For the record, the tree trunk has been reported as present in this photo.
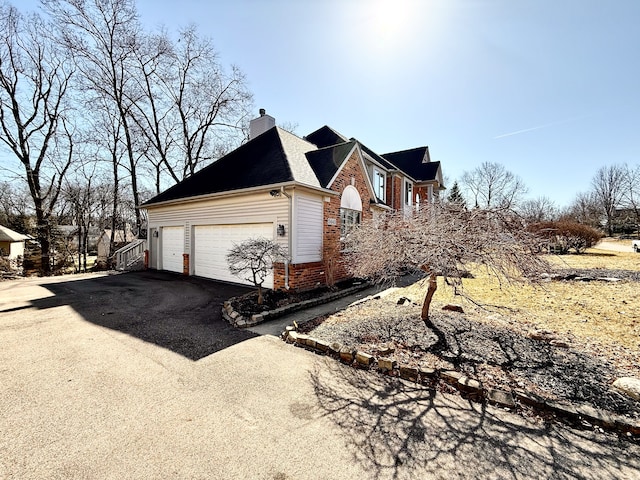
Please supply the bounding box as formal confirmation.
[421,272,438,321]
[257,285,263,305]
[421,272,448,354]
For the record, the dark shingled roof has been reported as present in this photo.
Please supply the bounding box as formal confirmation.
[383,147,440,182]
[357,142,396,170]
[143,127,295,206]
[304,126,348,148]
[305,141,356,188]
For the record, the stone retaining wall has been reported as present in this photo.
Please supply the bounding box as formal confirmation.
[221,283,371,328]
[281,327,640,437]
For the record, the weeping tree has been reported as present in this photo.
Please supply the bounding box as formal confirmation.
[226,237,286,305]
[344,205,550,353]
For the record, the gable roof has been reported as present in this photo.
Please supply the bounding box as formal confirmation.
[142,121,443,208]
[357,141,396,170]
[0,225,30,242]
[305,141,357,188]
[143,127,319,206]
[304,126,349,149]
[383,147,441,183]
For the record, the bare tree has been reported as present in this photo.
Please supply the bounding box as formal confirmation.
[45,0,146,235]
[165,25,253,179]
[590,165,625,236]
[621,163,640,235]
[460,162,527,209]
[560,191,601,228]
[226,237,285,305]
[345,206,549,353]
[0,181,32,232]
[129,26,252,191]
[519,196,557,223]
[0,4,75,273]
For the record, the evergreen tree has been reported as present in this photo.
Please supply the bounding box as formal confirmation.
[447,181,466,208]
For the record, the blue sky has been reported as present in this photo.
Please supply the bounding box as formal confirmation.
[20,0,640,207]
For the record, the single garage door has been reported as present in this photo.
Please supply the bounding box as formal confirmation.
[161,226,184,273]
[193,223,274,288]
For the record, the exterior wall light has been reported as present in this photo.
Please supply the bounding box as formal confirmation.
[277,224,286,236]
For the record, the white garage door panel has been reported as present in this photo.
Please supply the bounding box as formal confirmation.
[162,226,184,273]
[194,223,274,288]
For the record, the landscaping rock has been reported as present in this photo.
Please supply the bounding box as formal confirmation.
[378,345,395,356]
[575,404,616,428]
[442,304,464,313]
[315,339,330,353]
[355,351,374,367]
[286,331,298,344]
[612,377,640,401]
[514,389,546,409]
[397,297,412,305]
[419,367,437,378]
[329,342,342,355]
[399,366,419,381]
[339,347,355,364]
[377,357,396,372]
[527,329,558,342]
[440,370,463,385]
[458,376,482,394]
[487,389,515,408]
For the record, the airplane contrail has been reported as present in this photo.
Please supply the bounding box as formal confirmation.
[494,115,585,139]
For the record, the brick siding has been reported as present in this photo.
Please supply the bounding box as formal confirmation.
[274,148,374,291]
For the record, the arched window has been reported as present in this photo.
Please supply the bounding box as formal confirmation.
[340,185,362,237]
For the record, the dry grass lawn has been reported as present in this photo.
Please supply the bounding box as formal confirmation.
[397,247,640,376]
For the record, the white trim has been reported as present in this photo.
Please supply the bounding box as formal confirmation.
[142,181,336,210]
[340,185,363,211]
[373,167,386,202]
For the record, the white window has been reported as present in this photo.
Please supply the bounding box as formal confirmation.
[373,169,385,202]
[340,185,363,237]
[404,181,413,206]
[340,208,361,237]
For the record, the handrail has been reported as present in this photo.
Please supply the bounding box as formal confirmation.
[113,239,147,271]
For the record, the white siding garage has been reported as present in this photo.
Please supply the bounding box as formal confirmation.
[193,223,274,288]
[161,226,184,273]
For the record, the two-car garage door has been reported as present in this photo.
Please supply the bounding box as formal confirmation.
[193,223,274,288]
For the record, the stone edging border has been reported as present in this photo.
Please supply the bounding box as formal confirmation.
[221,282,371,328]
[281,326,640,438]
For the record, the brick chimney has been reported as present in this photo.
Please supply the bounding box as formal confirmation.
[249,108,276,140]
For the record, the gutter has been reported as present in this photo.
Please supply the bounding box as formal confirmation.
[281,186,292,290]
[140,181,336,210]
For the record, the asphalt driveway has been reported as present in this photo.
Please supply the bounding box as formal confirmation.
[1,271,640,479]
[1,270,255,360]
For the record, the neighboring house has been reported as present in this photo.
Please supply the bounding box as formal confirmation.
[141,109,445,290]
[0,225,31,259]
[97,228,137,260]
[56,225,101,254]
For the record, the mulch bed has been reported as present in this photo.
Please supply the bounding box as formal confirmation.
[303,272,640,420]
[230,278,363,316]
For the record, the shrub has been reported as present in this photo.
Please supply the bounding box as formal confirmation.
[226,237,286,305]
[528,221,603,254]
[0,256,11,272]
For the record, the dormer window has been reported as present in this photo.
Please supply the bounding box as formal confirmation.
[373,169,385,202]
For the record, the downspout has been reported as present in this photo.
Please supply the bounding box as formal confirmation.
[281,186,292,290]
